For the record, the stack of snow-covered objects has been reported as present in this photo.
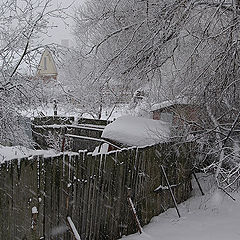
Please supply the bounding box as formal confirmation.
[101,115,171,150]
[32,116,112,152]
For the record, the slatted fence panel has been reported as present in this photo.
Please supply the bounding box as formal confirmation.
[0,142,194,240]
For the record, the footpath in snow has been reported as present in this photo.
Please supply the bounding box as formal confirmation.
[121,174,240,240]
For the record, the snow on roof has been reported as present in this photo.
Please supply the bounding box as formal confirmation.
[151,97,189,112]
[101,115,170,147]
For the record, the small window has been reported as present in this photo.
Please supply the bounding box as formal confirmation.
[160,112,173,124]
[44,57,47,70]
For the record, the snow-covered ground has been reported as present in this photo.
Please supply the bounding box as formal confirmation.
[121,174,240,240]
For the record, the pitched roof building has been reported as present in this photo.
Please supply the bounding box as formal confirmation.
[37,48,58,81]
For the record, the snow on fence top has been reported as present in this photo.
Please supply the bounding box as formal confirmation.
[101,115,171,147]
[0,145,59,164]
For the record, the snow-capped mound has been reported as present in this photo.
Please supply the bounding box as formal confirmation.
[101,115,171,147]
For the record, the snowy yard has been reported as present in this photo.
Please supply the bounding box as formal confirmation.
[1,0,240,239]
[121,174,240,240]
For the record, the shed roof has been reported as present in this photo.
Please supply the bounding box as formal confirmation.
[151,98,189,112]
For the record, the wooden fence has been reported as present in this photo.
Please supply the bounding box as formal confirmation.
[0,142,194,240]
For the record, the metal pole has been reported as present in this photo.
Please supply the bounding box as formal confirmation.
[127,188,143,234]
[161,165,181,218]
[192,171,205,196]
[127,197,143,234]
[66,216,81,240]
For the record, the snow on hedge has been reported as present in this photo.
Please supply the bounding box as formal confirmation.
[101,115,171,147]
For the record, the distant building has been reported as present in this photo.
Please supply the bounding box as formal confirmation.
[37,48,58,82]
[151,99,201,138]
[151,99,197,124]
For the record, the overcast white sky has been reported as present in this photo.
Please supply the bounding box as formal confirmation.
[43,0,85,46]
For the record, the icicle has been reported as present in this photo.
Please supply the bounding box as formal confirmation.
[134,147,139,171]
[98,153,104,177]
[69,155,71,182]
[63,154,65,177]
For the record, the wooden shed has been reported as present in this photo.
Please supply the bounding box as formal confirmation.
[151,100,198,125]
[151,100,201,138]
